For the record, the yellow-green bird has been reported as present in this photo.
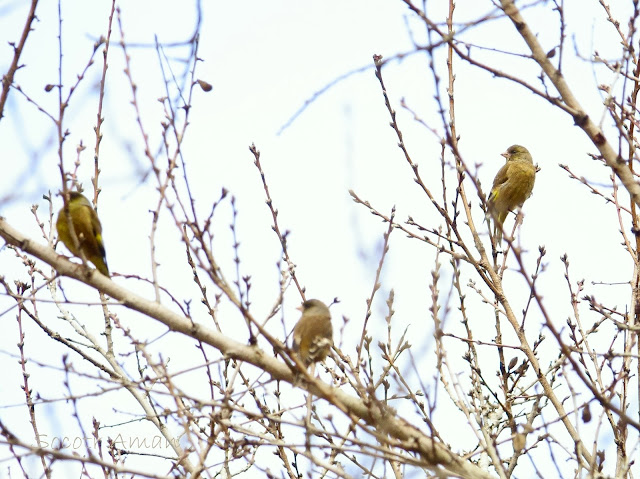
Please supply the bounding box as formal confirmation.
[488,145,537,242]
[56,191,110,276]
[292,299,333,367]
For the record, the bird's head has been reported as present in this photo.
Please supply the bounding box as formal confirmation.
[501,145,532,163]
[297,299,330,317]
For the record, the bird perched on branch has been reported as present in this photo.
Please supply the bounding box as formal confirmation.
[488,145,537,242]
[292,299,333,367]
[56,191,110,276]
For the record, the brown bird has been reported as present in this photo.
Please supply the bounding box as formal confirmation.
[292,299,333,367]
[488,145,537,242]
[56,191,110,276]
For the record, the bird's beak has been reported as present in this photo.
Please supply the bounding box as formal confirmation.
[296,305,304,312]
[501,151,510,159]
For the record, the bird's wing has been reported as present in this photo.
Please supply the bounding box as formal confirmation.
[489,163,511,202]
[491,163,511,190]
[87,206,107,257]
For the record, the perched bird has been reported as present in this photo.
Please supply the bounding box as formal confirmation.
[292,299,333,367]
[488,145,537,242]
[56,191,110,276]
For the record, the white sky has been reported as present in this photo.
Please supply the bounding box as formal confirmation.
[0,0,636,476]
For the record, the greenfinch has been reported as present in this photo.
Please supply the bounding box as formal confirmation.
[292,299,333,367]
[488,145,536,242]
[56,192,110,276]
